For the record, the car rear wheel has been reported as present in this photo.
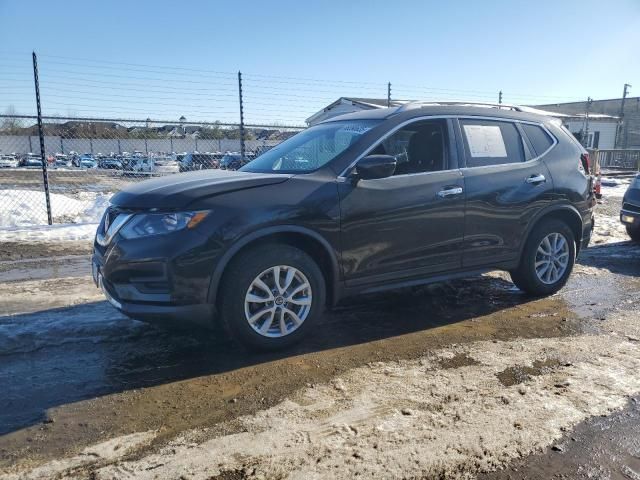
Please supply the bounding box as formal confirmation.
[510,219,576,296]
[219,244,325,351]
[627,224,640,243]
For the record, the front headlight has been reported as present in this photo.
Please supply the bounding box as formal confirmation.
[120,210,210,239]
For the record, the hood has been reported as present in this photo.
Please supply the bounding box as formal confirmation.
[110,169,292,209]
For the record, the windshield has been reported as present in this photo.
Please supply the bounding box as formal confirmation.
[241,120,380,173]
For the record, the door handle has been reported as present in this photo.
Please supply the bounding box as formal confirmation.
[526,174,546,185]
[437,186,463,198]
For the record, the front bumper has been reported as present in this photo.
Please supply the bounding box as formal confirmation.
[92,253,216,328]
[92,214,221,328]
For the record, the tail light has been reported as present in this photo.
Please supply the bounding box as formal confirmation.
[580,152,590,173]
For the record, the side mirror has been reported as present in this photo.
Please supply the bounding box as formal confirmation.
[353,155,397,180]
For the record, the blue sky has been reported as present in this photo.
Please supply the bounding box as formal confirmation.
[0,0,638,125]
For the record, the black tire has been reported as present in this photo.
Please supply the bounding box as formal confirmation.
[219,244,326,351]
[627,224,640,243]
[510,219,576,296]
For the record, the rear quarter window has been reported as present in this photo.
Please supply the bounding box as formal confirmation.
[521,123,555,157]
[460,119,525,167]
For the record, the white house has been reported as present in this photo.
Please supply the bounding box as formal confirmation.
[556,114,618,149]
[305,97,409,126]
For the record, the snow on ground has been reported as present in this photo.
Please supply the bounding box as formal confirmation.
[0,189,110,228]
[592,213,629,245]
[0,189,110,242]
[600,176,632,198]
[592,177,633,245]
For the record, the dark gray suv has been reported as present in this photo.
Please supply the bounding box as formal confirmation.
[93,102,595,350]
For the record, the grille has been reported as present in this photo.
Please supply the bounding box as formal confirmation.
[623,202,640,214]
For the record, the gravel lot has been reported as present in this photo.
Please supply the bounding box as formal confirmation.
[0,182,638,479]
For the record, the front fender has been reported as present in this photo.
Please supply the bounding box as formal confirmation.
[206,225,341,307]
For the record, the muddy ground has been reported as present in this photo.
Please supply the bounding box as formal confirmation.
[0,187,639,479]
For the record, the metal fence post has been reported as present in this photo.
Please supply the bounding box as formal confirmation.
[32,51,53,225]
[238,71,245,160]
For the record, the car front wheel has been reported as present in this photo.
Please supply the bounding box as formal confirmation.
[627,224,640,242]
[219,244,326,351]
[510,219,576,296]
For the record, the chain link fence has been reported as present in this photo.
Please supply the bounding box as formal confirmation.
[3,51,631,236]
[0,115,301,230]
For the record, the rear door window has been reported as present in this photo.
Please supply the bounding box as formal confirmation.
[459,119,525,167]
[521,123,555,156]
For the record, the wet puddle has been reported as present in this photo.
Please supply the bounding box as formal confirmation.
[480,395,640,480]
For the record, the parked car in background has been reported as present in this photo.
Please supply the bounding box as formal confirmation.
[127,157,154,173]
[620,173,640,242]
[154,156,180,174]
[0,155,19,168]
[23,153,43,168]
[179,152,221,172]
[79,155,97,169]
[54,154,71,168]
[219,152,244,170]
[219,152,256,170]
[99,158,124,170]
[93,103,595,351]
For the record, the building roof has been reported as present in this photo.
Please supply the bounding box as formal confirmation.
[305,97,411,124]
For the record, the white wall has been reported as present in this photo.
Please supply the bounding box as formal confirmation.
[563,120,617,149]
[0,136,282,156]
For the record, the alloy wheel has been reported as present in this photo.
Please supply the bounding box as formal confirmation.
[534,232,570,285]
[244,265,313,338]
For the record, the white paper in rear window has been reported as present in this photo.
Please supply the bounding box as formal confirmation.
[463,125,508,158]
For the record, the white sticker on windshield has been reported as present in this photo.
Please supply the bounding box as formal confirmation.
[463,125,507,157]
[341,123,373,135]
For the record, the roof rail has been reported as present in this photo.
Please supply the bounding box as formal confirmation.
[395,101,524,113]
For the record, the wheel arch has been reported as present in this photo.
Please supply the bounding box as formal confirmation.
[207,226,341,308]
[520,205,584,258]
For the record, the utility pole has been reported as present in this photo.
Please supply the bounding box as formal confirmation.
[32,51,52,225]
[583,97,593,148]
[238,71,245,161]
[387,82,391,107]
[616,83,631,148]
[498,90,503,105]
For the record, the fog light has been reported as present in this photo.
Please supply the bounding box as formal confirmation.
[621,215,635,224]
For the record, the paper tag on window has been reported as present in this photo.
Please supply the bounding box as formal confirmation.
[341,123,374,135]
[463,125,507,158]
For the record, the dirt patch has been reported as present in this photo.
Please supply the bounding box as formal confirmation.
[0,274,585,473]
[438,353,481,369]
[496,358,562,387]
[38,312,640,480]
[0,241,91,261]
